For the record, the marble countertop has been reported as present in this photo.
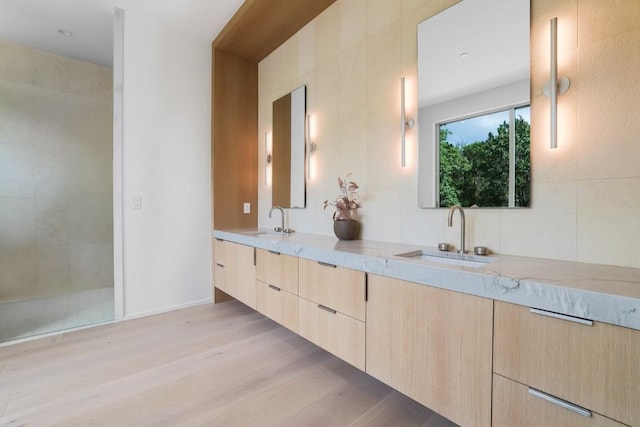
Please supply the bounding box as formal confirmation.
[214,229,640,331]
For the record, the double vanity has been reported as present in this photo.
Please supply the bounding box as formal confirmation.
[213,229,640,427]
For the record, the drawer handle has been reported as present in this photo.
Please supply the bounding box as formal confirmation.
[317,261,337,268]
[215,263,224,268]
[215,238,223,242]
[317,304,337,315]
[529,308,593,326]
[268,285,281,292]
[268,250,281,255]
[527,388,592,418]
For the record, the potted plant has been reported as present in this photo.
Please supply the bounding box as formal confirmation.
[324,173,361,240]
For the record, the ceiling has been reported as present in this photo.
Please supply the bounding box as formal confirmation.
[0,0,245,68]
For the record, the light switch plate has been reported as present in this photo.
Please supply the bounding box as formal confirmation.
[132,196,142,210]
[243,202,251,214]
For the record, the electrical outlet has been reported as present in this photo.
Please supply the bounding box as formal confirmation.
[243,202,251,214]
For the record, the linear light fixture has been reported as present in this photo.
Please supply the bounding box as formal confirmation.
[306,114,317,180]
[543,17,570,149]
[265,131,272,185]
[400,77,415,167]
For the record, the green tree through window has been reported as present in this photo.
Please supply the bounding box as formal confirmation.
[438,107,530,208]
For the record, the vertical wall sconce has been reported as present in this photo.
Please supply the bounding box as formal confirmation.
[306,114,317,180]
[400,77,415,167]
[543,17,570,149]
[265,131,272,186]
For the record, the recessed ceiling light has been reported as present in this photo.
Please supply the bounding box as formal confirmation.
[460,52,470,59]
[58,29,73,37]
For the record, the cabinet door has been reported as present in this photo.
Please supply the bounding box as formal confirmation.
[298,258,365,321]
[493,374,626,427]
[494,301,640,426]
[213,239,233,296]
[298,297,365,370]
[366,274,493,427]
[256,280,298,333]
[256,249,298,294]
[213,240,256,308]
[230,243,256,309]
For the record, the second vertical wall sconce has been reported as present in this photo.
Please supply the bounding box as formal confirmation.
[543,17,570,149]
[265,131,272,185]
[400,77,415,167]
[306,114,317,179]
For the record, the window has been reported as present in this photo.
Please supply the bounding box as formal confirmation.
[438,105,530,208]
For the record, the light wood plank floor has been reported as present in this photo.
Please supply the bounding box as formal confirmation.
[0,301,458,426]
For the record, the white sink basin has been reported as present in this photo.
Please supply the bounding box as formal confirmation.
[395,250,493,268]
[242,230,269,236]
[241,229,290,238]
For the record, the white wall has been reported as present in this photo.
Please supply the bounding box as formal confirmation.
[0,0,243,318]
[119,8,214,317]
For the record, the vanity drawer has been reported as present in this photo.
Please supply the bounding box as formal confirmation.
[213,261,231,295]
[492,374,626,427]
[256,280,298,333]
[298,258,366,321]
[493,301,640,426]
[256,249,298,294]
[214,238,226,265]
[298,297,365,370]
[213,239,232,295]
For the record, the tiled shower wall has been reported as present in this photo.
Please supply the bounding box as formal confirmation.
[0,40,113,302]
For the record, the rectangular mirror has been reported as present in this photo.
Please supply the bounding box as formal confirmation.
[272,85,306,208]
[417,0,531,208]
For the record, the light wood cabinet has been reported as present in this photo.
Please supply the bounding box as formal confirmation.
[298,258,366,321]
[255,248,299,332]
[256,249,298,294]
[232,243,257,309]
[213,239,231,296]
[256,280,298,333]
[213,240,256,309]
[216,236,640,427]
[298,259,366,369]
[493,301,640,426]
[366,274,493,427]
[492,374,626,427]
[298,297,365,370]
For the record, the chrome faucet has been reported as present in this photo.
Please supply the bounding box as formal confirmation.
[447,205,466,254]
[268,206,295,233]
[269,206,285,232]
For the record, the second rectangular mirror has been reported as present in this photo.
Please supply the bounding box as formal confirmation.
[417,0,531,208]
[272,85,306,208]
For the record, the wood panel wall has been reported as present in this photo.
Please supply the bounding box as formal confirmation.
[211,0,337,231]
[212,50,258,229]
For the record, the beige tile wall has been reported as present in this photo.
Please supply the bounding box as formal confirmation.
[258,0,640,269]
[0,40,113,301]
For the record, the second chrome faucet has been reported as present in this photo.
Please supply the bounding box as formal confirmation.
[447,205,466,254]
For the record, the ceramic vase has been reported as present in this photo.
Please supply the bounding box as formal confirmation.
[333,219,360,241]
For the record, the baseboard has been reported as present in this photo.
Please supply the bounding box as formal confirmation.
[124,298,213,321]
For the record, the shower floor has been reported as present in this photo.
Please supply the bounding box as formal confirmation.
[0,287,114,343]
